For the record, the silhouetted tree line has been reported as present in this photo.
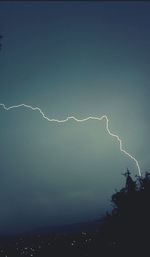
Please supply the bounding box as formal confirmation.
[98,169,150,256]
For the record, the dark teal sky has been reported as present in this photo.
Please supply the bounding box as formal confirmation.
[0,2,150,234]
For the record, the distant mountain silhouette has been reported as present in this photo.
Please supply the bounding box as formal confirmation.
[17,220,103,237]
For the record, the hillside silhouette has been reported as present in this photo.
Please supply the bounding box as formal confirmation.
[0,169,149,257]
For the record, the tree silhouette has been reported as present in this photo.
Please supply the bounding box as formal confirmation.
[0,35,2,51]
[102,169,150,256]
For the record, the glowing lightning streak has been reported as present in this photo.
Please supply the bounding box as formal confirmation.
[0,103,141,176]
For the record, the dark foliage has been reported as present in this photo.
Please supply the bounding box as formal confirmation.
[0,35,2,51]
[101,170,150,256]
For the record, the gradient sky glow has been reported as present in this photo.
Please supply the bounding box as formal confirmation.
[0,2,150,234]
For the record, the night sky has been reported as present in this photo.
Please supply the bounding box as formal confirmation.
[0,2,150,234]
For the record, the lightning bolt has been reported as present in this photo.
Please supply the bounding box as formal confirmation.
[0,103,141,176]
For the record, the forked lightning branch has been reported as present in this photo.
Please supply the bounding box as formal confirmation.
[0,103,141,176]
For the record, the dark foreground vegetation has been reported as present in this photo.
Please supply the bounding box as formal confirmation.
[0,170,150,257]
